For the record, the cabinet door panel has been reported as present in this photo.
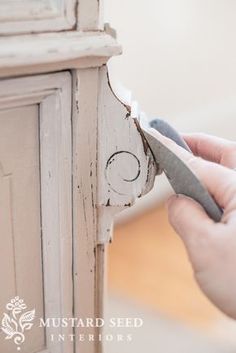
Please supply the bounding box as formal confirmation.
[0,73,73,353]
[0,105,45,353]
[0,0,75,34]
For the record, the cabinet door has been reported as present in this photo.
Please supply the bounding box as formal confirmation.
[0,0,75,34]
[0,73,73,353]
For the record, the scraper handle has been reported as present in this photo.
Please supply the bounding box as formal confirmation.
[147,118,223,222]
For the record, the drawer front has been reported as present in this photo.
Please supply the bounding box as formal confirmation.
[0,0,75,34]
[0,73,73,353]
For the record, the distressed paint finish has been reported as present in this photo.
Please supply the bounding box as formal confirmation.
[0,0,76,34]
[0,32,121,78]
[0,73,73,353]
[72,68,101,353]
[0,105,45,353]
[0,1,157,353]
[39,73,73,353]
[72,68,112,353]
[72,67,156,353]
[78,0,104,31]
[97,66,156,243]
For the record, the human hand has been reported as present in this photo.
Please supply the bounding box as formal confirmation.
[153,131,236,319]
[183,133,236,169]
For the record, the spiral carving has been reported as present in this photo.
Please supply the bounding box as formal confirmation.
[105,151,141,195]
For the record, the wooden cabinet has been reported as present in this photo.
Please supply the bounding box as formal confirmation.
[0,73,73,353]
[0,1,156,353]
[0,0,76,34]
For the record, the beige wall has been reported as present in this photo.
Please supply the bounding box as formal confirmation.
[105,0,236,134]
[105,0,236,219]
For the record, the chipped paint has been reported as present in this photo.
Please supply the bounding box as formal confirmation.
[96,66,156,244]
[0,32,121,78]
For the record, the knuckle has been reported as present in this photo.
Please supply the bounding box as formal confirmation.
[227,142,236,156]
[168,197,187,225]
[186,155,203,171]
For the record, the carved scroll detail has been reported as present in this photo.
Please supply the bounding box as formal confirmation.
[97,66,157,243]
[105,151,141,195]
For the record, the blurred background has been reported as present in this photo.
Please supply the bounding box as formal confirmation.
[103,0,236,352]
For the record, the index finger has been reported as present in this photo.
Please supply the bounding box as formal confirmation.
[149,128,236,210]
[183,133,236,166]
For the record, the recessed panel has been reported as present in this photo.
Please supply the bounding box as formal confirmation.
[0,105,45,353]
[0,0,75,34]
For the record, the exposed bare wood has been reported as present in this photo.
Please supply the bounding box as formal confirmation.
[0,1,158,352]
[72,65,157,352]
[97,66,157,244]
[72,68,100,353]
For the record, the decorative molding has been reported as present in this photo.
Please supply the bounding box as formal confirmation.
[72,68,102,353]
[39,73,73,353]
[0,73,73,353]
[0,31,121,78]
[78,0,104,31]
[0,0,76,35]
[72,66,157,353]
[97,66,157,244]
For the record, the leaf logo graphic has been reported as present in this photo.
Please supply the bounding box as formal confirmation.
[1,297,35,351]
[2,313,15,337]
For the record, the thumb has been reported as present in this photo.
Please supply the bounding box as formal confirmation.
[167,194,215,259]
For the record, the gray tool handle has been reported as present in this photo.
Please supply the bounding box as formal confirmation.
[144,119,223,222]
[150,118,191,152]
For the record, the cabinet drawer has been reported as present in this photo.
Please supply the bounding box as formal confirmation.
[0,0,75,34]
